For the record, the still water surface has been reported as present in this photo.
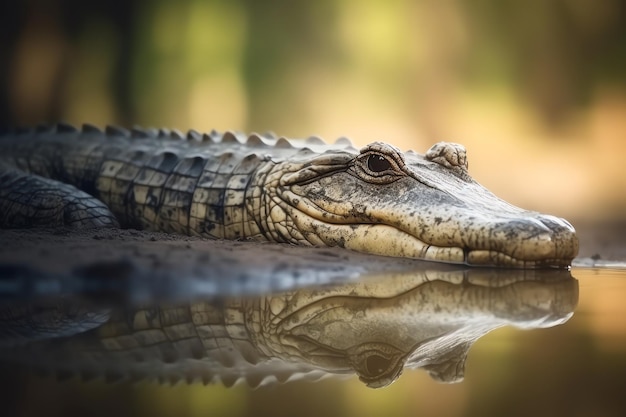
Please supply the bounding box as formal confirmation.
[1,264,625,417]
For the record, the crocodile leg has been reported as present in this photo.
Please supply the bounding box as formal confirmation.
[0,165,119,228]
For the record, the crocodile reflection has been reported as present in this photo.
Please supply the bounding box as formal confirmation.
[0,267,578,388]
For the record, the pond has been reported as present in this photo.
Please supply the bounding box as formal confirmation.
[0,228,625,417]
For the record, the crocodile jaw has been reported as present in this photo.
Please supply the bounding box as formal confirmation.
[289,215,577,268]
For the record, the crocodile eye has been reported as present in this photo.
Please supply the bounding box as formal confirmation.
[365,354,391,376]
[367,154,392,173]
[355,144,405,184]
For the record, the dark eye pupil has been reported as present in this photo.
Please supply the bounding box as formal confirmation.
[366,355,390,376]
[367,155,391,172]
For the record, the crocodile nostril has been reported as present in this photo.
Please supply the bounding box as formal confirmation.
[490,218,559,261]
[514,215,578,262]
[536,215,579,260]
[537,214,575,233]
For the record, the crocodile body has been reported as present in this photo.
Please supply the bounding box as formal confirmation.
[0,266,578,388]
[0,123,578,267]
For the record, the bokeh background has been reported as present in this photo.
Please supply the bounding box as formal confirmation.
[2,0,626,222]
[1,1,626,416]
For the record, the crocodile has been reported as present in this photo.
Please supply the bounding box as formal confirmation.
[0,123,578,267]
[0,266,578,388]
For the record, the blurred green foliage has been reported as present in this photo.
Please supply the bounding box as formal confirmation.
[462,0,626,121]
[2,0,625,131]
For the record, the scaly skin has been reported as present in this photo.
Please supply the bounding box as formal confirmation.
[0,267,578,388]
[0,123,579,267]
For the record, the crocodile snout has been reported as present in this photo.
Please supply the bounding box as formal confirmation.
[467,214,579,268]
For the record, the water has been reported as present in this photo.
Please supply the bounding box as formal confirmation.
[1,271,625,417]
[0,228,625,417]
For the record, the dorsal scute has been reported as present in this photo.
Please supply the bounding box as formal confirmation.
[273,369,294,383]
[220,374,240,388]
[218,151,235,161]
[245,373,266,389]
[82,123,102,134]
[169,129,184,140]
[296,147,314,155]
[203,129,222,143]
[246,133,270,147]
[305,135,325,145]
[221,131,241,144]
[234,152,266,174]
[175,155,205,177]
[201,373,214,385]
[186,129,202,142]
[334,136,353,146]
[105,125,130,137]
[13,124,360,157]
[55,122,78,133]
[131,126,151,139]
[146,150,179,172]
[275,137,294,148]
[145,127,159,137]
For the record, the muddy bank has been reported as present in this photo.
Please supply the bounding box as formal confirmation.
[0,220,622,300]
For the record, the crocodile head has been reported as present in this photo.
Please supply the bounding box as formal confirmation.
[263,268,577,388]
[271,141,578,268]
